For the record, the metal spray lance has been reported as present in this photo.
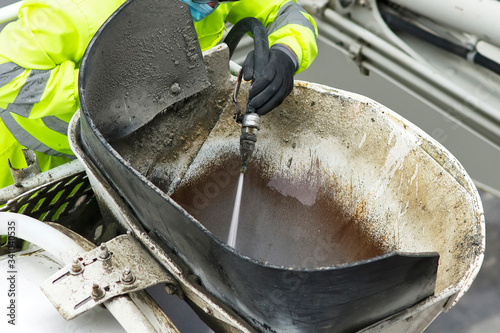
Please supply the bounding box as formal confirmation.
[232,70,260,173]
[224,17,270,173]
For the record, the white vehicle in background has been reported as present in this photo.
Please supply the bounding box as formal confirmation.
[294,0,500,196]
[0,0,497,332]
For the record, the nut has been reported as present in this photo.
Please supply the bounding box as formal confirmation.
[70,257,83,275]
[121,267,135,284]
[98,243,111,261]
[170,83,181,95]
[91,283,105,300]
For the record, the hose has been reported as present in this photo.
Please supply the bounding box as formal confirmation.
[381,9,500,76]
[224,18,269,170]
[224,17,270,77]
[224,17,270,113]
[473,52,500,75]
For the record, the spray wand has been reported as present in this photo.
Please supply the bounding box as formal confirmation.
[224,18,270,173]
[232,70,260,172]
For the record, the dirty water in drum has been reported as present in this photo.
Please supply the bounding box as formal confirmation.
[171,157,385,269]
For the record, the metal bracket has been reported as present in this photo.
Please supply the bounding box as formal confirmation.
[8,149,41,183]
[348,43,370,75]
[41,234,176,320]
[298,0,329,16]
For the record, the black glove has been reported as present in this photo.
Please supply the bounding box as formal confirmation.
[242,45,297,115]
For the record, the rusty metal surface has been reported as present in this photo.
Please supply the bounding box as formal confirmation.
[8,149,41,182]
[41,234,176,320]
[178,77,484,300]
[73,107,440,333]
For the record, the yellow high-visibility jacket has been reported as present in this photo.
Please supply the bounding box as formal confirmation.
[0,0,318,188]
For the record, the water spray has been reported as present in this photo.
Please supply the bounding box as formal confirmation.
[224,17,269,247]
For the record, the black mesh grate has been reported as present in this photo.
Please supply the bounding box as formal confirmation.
[0,171,94,223]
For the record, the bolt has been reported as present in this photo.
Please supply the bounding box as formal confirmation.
[164,283,177,295]
[203,307,212,315]
[170,83,181,95]
[91,283,105,300]
[70,257,83,275]
[121,267,135,284]
[191,275,202,285]
[98,243,111,260]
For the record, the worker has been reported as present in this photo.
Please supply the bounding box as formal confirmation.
[0,0,318,189]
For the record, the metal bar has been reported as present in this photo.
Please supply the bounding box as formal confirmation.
[317,8,500,148]
[128,291,181,333]
[0,212,174,332]
[0,1,21,25]
[388,0,500,48]
[0,159,85,204]
[229,60,241,76]
[104,296,163,333]
[323,8,500,122]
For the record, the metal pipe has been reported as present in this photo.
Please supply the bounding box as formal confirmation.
[229,60,242,76]
[104,296,166,333]
[318,8,500,147]
[0,1,21,25]
[0,212,167,332]
[360,49,500,139]
[0,212,82,263]
[323,7,499,119]
[224,18,269,171]
[388,0,500,48]
[318,15,500,140]
[0,159,85,205]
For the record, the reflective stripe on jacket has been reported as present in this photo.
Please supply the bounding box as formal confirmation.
[196,0,318,73]
[0,0,317,188]
[0,0,127,187]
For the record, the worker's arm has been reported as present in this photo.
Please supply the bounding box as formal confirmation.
[0,0,122,157]
[227,0,318,74]
[227,0,318,115]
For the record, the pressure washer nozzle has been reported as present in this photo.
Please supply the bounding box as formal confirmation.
[240,132,256,173]
[240,113,260,173]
